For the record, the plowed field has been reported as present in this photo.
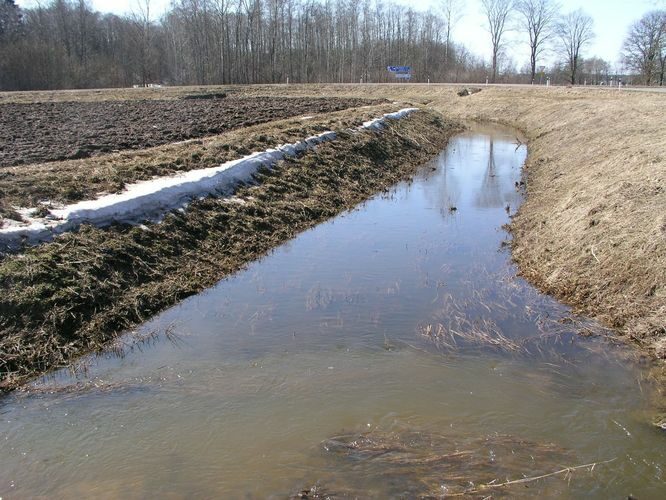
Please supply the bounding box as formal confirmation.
[0,96,380,167]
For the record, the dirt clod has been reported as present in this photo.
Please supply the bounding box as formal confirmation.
[458,87,482,97]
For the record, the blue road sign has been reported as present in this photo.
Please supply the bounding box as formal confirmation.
[387,66,411,73]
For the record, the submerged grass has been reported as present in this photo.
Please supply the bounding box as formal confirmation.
[0,110,461,389]
[290,425,605,498]
[416,262,629,363]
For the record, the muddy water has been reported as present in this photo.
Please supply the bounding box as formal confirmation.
[1,125,664,498]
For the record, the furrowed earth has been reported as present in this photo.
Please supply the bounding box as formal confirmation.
[0,103,400,220]
[0,95,382,167]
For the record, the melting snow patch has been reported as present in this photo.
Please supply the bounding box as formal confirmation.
[1,108,418,249]
[361,107,419,131]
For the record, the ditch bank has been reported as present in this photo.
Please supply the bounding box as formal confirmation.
[438,88,666,360]
[0,108,419,248]
[0,109,461,389]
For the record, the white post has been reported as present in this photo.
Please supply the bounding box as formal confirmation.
[427,78,430,86]
[286,77,289,85]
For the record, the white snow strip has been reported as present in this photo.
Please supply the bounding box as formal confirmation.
[361,107,419,131]
[1,108,419,248]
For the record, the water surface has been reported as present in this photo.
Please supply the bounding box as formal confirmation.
[1,125,663,498]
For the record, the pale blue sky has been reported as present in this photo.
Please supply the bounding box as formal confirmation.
[16,0,664,68]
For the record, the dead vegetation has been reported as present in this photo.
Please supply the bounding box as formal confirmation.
[0,85,244,104]
[0,110,460,389]
[416,262,628,363]
[438,86,666,358]
[290,425,614,498]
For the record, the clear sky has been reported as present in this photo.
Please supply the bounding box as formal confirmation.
[15,0,665,68]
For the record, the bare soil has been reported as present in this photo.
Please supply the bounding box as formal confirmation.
[0,96,380,167]
[0,110,460,389]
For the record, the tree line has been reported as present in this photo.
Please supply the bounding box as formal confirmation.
[0,0,663,91]
[0,0,489,90]
[479,0,664,85]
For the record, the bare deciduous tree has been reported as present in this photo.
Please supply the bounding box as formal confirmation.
[556,9,594,85]
[622,10,666,85]
[130,0,154,86]
[581,56,610,85]
[516,0,557,84]
[440,0,463,65]
[0,0,22,41]
[480,0,514,83]
[661,18,666,85]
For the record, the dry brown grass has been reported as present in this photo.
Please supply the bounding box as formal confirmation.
[0,85,238,103]
[437,86,666,356]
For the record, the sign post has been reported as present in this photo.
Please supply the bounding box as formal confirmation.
[387,66,412,81]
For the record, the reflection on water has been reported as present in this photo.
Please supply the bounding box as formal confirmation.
[1,125,663,498]
[476,139,503,209]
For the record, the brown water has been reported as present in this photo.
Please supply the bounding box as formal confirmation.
[1,125,664,498]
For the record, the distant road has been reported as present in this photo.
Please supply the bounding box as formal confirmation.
[618,86,666,93]
[325,82,666,94]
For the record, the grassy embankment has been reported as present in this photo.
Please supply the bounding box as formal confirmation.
[441,87,665,359]
[0,108,460,389]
